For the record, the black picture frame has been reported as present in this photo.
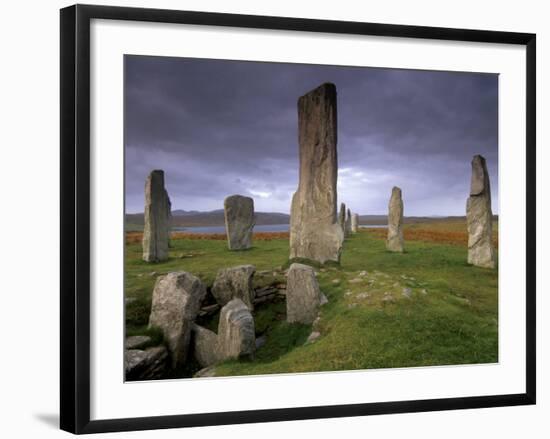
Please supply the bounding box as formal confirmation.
[60,4,536,434]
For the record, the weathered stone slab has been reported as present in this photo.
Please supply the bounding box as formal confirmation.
[289,83,344,263]
[466,155,496,268]
[286,263,324,324]
[351,213,359,233]
[125,346,168,381]
[191,323,220,368]
[386,187,404,252]
[211,265,256,310]
[148,272,206,368]
[142,170,171,262]
[125,335,152,350]
[224,195,255,250]
[217,299,256,361]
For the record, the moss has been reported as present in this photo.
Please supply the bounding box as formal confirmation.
[125,220,498,379]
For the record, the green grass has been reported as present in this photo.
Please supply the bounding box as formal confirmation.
[125,227,498,378]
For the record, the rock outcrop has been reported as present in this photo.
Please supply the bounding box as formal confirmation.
[211,265,256,310]
[142,170,171,262]
[148,272,206,368]
[289,83,343,263]
[286,263,324,324]
[466,155,496,268]
[386,187,404,252]
[224,195,255,250]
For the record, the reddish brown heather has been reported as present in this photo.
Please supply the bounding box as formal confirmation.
[365,227,498,249]
[125,231,290,245]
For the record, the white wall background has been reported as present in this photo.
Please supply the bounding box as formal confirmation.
[0,0,547,437]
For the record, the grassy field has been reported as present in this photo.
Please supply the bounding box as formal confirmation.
[125,220,498,378]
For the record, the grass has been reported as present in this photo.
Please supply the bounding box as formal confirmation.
[125,220,498,378]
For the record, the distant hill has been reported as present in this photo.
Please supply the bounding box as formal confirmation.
[125,210,290,229]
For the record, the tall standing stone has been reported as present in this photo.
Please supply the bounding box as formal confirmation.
[289,83,344,263]
[338,203,346,233]
[224,195,255,250]
[165,189,172,248]
[148,272,206,368]
[345,208,352,237]
[386,187,404,252]
[142,170,170,262]
[466,155,496,268]
[351,213,359,233]
[286,263,325,324]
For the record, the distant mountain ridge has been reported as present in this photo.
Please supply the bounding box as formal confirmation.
[125,209,490,230]
[126,210,290,228]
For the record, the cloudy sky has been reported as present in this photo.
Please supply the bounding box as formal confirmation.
[124,55,498,216]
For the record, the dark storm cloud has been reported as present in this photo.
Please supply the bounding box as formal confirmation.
[125,55,498,215]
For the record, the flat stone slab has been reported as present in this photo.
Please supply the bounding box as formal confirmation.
[125,335,152,350]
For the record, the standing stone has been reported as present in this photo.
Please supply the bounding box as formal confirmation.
[148,272,206,368]
[386,187,404,252]
[142,170,170,262]
[345,208,352,237]
[466,155,496,268]
[211,265,256,310]
[217,299,256,361]
[289,83,344,263]
[338,203,346,233]
[224,195,255,250]
[351,213,359,233]
[165,189,172,248]
[286,263,324,324]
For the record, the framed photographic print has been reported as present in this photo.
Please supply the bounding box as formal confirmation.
[60,4,536,434]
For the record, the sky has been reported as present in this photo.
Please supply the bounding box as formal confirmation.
[124,55,498,216]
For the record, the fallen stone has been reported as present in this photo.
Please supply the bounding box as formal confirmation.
[125,335,152,350]
[148,272,207,369]
[212,265,256,309]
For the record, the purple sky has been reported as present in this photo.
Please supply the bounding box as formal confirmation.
[124,55,498,216]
